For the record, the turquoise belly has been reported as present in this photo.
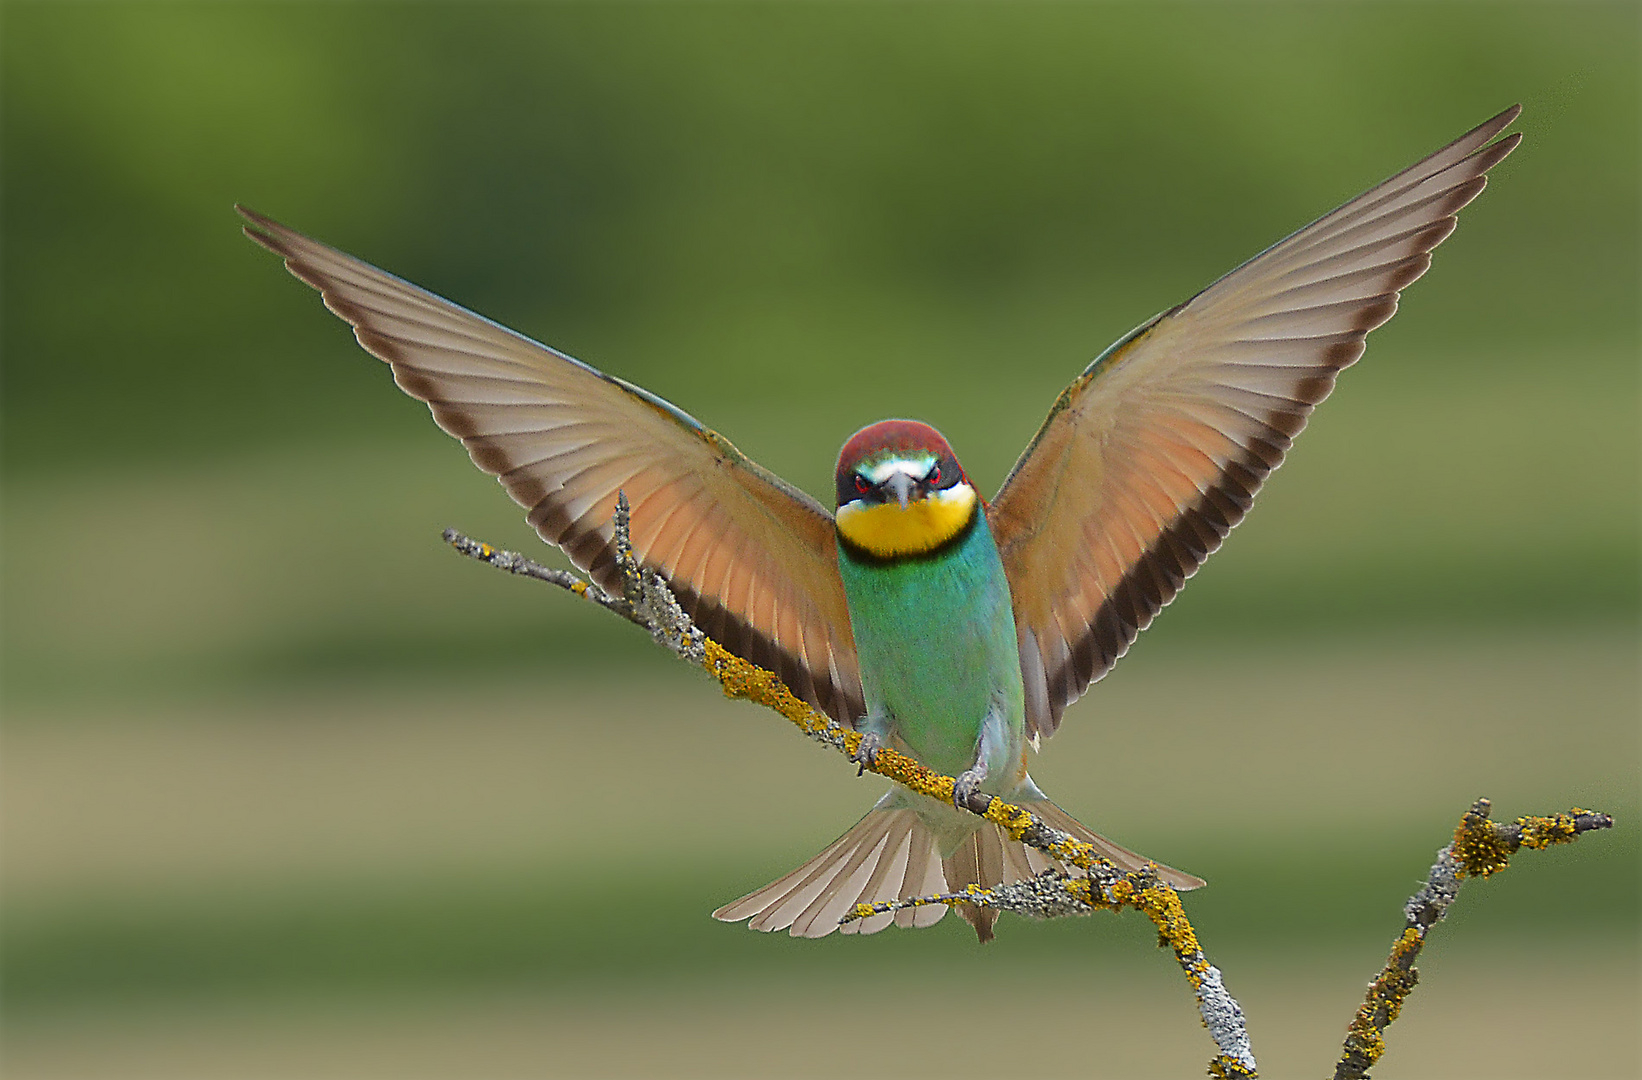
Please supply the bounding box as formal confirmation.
[836,513,1025,779]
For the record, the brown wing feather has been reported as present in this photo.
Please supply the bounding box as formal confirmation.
[990,106,1521,740]
[241,208,864,723]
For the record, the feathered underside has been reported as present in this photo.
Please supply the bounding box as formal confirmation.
[240,105,1521,748]
[240,208,866,725]
[988,105,1521,740]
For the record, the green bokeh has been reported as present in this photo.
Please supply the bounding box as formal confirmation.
[2,2,1637,1074]
[4,1,1637,478]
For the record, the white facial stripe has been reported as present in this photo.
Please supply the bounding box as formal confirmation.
[862,454,937,484]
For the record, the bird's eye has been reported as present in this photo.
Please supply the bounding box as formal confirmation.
[854,474,871,495]
[928,464,942,485]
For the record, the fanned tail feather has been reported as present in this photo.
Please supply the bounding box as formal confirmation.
[714,795,1202,941]
[1024,799,1206,890]
[712,806,947,938]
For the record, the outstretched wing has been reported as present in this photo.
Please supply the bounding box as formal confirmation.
[241,208,864,723]
[988,106,1521,740]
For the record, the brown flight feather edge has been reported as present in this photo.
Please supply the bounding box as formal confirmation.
[238,206,865,725]
[989,106,1522,740]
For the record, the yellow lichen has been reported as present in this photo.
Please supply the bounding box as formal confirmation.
[982,796,1038,839]
[1451,809,1514,878]
[1339,1022,1386,1071]
[1518,811,1582,850]
[1337,926,1424,1074]
[1208,1056,1257,1079]
[1377,928,1423,1025]
[1103,875,1207,980]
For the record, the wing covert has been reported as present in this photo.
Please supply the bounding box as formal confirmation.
[241,208,864,723]
[989,106,1521,740]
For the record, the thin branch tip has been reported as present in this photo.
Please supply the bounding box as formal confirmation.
[1332,796,1615,1080]
[441,525,630,618]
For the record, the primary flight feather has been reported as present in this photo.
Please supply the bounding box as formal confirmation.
[242,105,1519,942]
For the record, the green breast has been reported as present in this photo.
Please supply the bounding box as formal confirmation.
[837,512,1025,778]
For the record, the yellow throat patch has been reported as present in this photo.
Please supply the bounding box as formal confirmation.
[835,484,978,558]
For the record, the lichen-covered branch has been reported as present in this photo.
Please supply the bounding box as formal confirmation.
[843,865,1254,1077]
[444,498,1257,1078]
[1333,798,1614,1080]
[443,502,1613,1080]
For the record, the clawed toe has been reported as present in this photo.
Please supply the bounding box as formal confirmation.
[851,732,882,775]
[952,767,985,808]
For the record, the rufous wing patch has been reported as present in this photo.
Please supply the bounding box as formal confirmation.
[989,106,1522,741]
[238,206,865,725]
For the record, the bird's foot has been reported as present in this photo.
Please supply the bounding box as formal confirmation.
[851,732,882,776]
[952,766,987,809]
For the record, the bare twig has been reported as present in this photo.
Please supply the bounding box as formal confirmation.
[442,497,704,660]
[441,527,633,620]
[1333,798,1614,1080]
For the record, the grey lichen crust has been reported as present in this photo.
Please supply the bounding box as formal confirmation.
[876,870,1105,923]
[1196,963,1256,1074]
[1405,847,1462,928]
[610,494,707,664]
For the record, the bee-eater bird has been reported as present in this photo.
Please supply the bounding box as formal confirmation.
[242,106,1519,942]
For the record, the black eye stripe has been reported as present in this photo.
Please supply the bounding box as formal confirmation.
[929,457,960,489]
[837,470,880,507]
[836,456,962,508]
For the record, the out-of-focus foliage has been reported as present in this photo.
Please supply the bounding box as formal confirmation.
[2,1,1637,698]
[3,1,1636,478]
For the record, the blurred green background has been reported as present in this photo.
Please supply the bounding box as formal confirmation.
[3,2,1637,1077]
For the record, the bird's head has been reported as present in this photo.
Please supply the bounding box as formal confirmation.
[834,420,979,559]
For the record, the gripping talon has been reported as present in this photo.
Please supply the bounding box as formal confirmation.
[952,766,985,809]
[852,732,882,775]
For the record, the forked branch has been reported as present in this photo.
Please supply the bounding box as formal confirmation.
[1334,798,1612,1080]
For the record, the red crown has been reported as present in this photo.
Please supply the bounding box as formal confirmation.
[836,419,958,475]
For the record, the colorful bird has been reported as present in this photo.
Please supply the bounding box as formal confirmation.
[241,105,1519,942]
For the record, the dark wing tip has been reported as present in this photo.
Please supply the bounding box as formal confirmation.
[237,206,291,257]
[1492,130,1524,159]
[242,224,281,254]
[236,207,325,268]
[1469,104,1523,146]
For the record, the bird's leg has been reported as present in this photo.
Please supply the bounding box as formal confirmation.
[851,710,891,775]
[952,706,1007,808]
